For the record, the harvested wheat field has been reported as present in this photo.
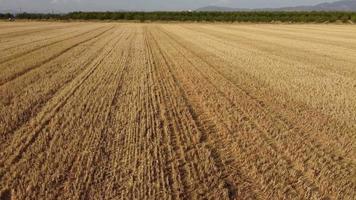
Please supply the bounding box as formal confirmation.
[0,22,356,200]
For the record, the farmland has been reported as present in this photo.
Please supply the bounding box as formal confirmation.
[0,22,355,199]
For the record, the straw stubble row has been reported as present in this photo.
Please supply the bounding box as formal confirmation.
[0,22,355,199]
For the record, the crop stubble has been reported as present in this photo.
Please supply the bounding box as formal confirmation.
[0,22,355,199]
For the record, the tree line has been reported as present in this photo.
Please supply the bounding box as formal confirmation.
[1,11,356,23]
[0,13,14,19]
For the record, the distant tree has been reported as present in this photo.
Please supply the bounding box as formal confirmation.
[352,14,356,22]
[0,13,14,19]
[6,11,356,23]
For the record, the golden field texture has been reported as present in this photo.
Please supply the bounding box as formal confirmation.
[0,22,355,200]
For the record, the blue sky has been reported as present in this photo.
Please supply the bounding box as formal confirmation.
[0,0,338,12]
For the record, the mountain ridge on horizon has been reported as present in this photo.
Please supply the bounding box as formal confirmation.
[1,0,356,13]
[196,0,356,12]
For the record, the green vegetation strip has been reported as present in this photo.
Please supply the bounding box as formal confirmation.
[1,11,356,23]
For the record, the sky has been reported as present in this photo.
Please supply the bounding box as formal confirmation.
[0,0,338,12]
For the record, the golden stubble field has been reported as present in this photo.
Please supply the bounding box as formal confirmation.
[0,21,355,200]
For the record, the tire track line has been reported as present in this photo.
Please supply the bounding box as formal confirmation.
[221,25,356,50]
[0,25,106,65]
[158,26,326,199]
[143,28,196,198]
[0,26,123,176]
[0,23,82,39]
[0,26,114,87]
[172,26,356,158]
[152,27,284,198]
[0,27,88,52]
[147,28,233,199]
[151,26,261,200]
[80,31,136,200]
[39,27,130,199]
[0,26,121,145]
[186,25,356,77]
[160,26,355,199]
[173,25,356,158]
[3,28,129,199]
[143,30,187,199]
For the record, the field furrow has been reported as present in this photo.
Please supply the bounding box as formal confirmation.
[162,25,356,145]
[0,26,112,86]
[153,26,355,199]
[0,22,355,200]
[0,23,81,40]
[0,25,122,146]
[0,23,102,60]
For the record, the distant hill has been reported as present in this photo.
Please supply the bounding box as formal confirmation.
[0,9,18,14]
[195,6,246,12]
[277,0,356,11]
[196,0,356,12]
